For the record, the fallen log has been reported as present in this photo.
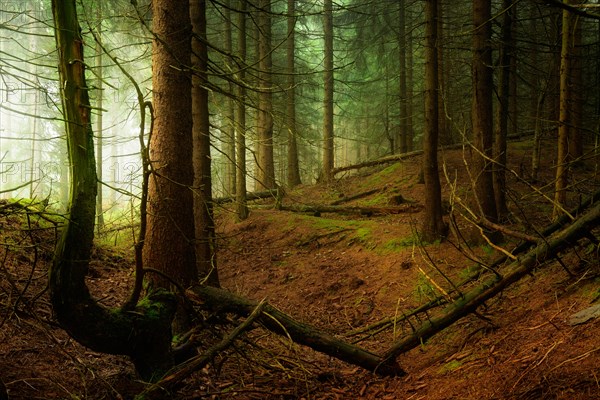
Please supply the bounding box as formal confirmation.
[279,203,422,216]
[189,285,404,376]
[382,200,600,362]
[348,187,600,341]
[332,143,466,176]
[214,188,282,205]
[330,188,382,205]
[332,149,424,176]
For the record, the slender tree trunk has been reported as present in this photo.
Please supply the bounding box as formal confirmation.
[568,10,582,162]
[406,7,414,152]
[236,0,249,220]
[398,1,408,154]
[553,2,572,219]
[421,0,446,242]
[508,3,518,136]
[472,0,498,224]
[322,0,335,181]
[287,0,301,187]
[437,0,448,144]
[224,1,236,195]
[191,0,219,287]
[493,0,514,221]
[256,0,276,190]
[95,2,104,232]
[145,0,198,296]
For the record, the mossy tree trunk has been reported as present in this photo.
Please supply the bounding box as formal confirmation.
[50,0,177,381]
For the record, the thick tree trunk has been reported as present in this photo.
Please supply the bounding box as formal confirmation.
[191,0,219,287]
[421,0,446,241]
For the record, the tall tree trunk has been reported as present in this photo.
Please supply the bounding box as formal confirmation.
[322,0,335,181]
[406,7,414,152]
[236,0,249,220]
[398,1,408,153]
[286,0,301,187]
[493,0,515,221]
[191,0,219,286]
[145,0,198,298]
[472,0,498,224]
[568,10,582,162]
[95,1,104,232]
[421,0,446,242]
[224,0,236,195]
[437,0,448,144]
[256,0,276,190]
[553,2,573,219]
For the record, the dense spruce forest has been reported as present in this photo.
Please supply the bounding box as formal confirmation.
[0,0,599,399]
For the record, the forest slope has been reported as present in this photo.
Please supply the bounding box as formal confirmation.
[0,139,599,399]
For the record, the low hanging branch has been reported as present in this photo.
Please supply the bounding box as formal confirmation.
[382,200,600,362]
[188,285,405,377]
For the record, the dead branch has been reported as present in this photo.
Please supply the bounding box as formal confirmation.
[331,143,466,176]
[382,201,600,363]
[137,300,267,400]
[188,285,405,376]
[331,149,424,176]
[278,203,422,216]
[348,187,600,341]
[215,188,282,205]
[330,188,382,205]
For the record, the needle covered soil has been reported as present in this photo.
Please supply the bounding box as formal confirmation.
[0,141,599,399]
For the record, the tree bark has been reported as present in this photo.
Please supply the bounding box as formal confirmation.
[144,0,198,332]
[398,1,408,153]
[49,0,177,381]
[223,0,236,196]
[256,0,276,190]
[472,0,498,224]
[95,1,104,232]
[235,0,249,220]
[191,0,219,287]
[287,0,302,187]
[322,0,335,181]
[493,0,515,221]
[553,2,572,219]
[421,0,446,242]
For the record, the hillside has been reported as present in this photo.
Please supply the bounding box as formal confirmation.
[1,139,599,399]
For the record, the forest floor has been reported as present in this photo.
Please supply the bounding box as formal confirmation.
[1,138,599,399]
